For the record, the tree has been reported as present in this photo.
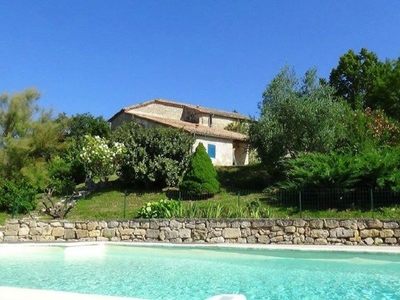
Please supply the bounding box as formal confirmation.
[0,89,62,185]
[64,113,111,140]
[179,143,220,197]
[80,135,125,183]
[329,48,400,120]
[250,66,349,171]
[113,121,194,188]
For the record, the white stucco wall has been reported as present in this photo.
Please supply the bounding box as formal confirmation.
[193,136,234,166]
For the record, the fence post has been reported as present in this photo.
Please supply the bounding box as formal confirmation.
[123,191,127,219]
[299,190,302,218]
[179,191,182,201]
[370,188,374,218]
[237,191,241,208]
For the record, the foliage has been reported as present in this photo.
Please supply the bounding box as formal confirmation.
[250,66,349,171]
[62,112,111,140]
[0,177,37,214]
[329,48,400,120]
[137,199,181,218]
[278,147,400,190]
[0,89,62,182]
[80,135,125,182]
[224,119,249,135]
[47,156,76,195]
[179,143,220,197]
[113,121,194,188]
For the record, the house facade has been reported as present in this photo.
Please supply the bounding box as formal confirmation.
[108,99,249,166]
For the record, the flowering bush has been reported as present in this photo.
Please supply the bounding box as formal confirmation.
[80,135,125,182]
[136,199,182,218]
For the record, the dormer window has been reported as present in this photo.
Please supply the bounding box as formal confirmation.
[208,114,213,127]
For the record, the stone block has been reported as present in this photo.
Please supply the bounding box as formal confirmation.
[119,228,134,235]
[87,221,98,231]
[104,228,116,238]
[258,235,270,244]
[293,219,306,227]
[310,229,329,238]
[64,222,75,229]
[193,229,207,240]
[178,228,191,239]
[209,220,227,228]
[324,219,339,228]
[133,229,146,236]
[209,236,224,243]
[76,229,88,239]
[383,222,399,229]
[223,228,241,239]
[52,227,64,237]
[380,229,394,238]
[360,229,380,238]
[108,221,119,228]
[385,238,397,244]
[50,221,62,227]
[277,220,292,227]
[18,227,29,236]
[247,235,257,244]
[336,228,354,238]
[367,219,383,229]
[88,230,101,238]
[164,229,178,239]
[315,238,328,245]
[240,221,251,228]
[285,226,296,233]
[339,220,358,230]
[146,229,160,239]
[64,229,76,240]
[4,236,18,242]
[309,220,323,229]
[364,237,374,245]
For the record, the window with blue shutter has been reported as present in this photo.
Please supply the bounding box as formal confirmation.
[208,144,216,158]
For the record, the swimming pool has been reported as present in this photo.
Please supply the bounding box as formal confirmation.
[1,243,400,300]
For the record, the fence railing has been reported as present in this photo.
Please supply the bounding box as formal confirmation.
[120,188,400,219]
[268,188,400,218]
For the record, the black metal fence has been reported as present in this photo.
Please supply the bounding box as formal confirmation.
[267,188,400,217]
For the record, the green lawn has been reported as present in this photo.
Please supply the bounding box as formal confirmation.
[2,164,400,224]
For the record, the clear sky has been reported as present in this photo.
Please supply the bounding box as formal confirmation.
[1,1,399,120]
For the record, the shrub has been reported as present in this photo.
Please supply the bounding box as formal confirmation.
[47,156,76,195]
[0,177,37,214]
[113,122,194,188]
[179,143,220,197]
[137,199,182,218]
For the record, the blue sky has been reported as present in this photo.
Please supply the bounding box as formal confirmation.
[1,1,399,119]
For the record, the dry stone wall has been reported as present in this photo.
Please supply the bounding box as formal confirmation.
[1,219,400,246]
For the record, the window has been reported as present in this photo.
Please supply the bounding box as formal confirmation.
[208,114,213,127]
[208,144,216,159]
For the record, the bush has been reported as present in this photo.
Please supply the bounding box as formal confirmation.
[0,177,37,214]
[137,199,182,218]
[179,143,220,197]
[47,156,76,195]
[114,122,194,188]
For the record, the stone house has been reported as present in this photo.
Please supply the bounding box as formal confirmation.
[108,99,249,166]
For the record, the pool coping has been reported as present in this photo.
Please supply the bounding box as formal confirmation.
[1,241,400,253]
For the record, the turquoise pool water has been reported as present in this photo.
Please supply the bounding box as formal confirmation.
[0,244,400,300]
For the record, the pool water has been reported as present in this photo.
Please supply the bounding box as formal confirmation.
[1,244,400,300]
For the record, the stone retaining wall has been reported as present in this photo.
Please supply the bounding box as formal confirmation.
[1,219,400,246]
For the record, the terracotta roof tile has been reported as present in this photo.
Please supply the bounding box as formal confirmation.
[130,112,248,141]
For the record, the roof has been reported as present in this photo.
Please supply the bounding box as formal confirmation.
[130,112,248,141]
[108,98,250,122]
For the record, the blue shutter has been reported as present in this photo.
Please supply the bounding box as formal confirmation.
[208,144,216,158]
